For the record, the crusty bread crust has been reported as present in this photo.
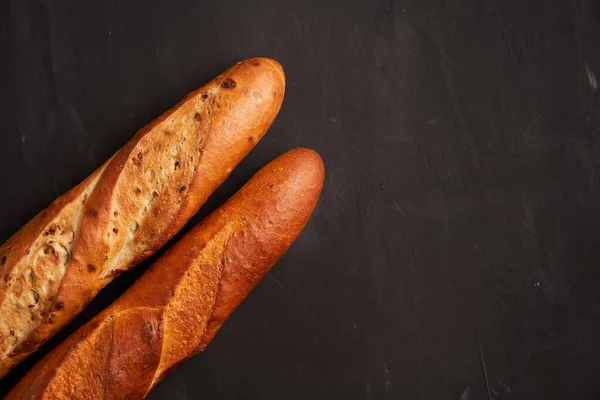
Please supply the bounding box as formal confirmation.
[6,148,324,400]
[0,58,285,378]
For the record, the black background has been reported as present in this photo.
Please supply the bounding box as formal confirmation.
[1,0,600,399]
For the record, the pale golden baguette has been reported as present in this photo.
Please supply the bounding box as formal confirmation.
[6,148,324,399]
[0,58,285,377]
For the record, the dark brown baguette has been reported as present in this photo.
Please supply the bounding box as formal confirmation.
[5,148,325,399]
[0,58,285,378]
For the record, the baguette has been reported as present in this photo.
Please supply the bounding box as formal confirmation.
[6,148,324,399]
[0,58,285,378]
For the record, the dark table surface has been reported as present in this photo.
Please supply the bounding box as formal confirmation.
[1,0,600,399]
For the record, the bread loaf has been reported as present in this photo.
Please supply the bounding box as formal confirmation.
[0,58,285,378]
[5,148,324,399]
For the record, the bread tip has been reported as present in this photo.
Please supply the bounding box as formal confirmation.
[282,148,325,188]
[291,147,324,169]
[246,57,283,71]
[241,57,285,85]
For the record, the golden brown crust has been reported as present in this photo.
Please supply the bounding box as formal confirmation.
[0,58,285,378]
[6,148,324,400]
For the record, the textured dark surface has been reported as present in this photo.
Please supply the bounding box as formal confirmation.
[1,0,600,399]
